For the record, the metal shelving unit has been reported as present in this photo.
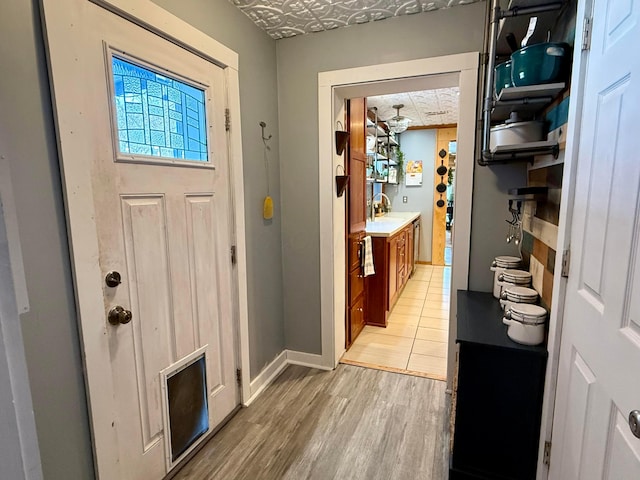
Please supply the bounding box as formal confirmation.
[478,0,566,166]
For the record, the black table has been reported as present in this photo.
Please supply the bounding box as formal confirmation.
[450,291,548,480]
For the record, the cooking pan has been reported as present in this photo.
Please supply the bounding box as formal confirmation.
[510,42,570,87]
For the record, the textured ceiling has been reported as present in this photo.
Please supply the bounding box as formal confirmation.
[230,0,482,39]
[367,87,460,127]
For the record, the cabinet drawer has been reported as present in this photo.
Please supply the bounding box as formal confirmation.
[349,233,365,271]
[349,268,364,302]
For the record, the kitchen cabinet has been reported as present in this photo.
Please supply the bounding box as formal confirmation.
[345,98,368,347]
[366,215,419,327]
[450,291,547,480]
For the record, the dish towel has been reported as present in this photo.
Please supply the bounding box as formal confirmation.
[363,236,375,277]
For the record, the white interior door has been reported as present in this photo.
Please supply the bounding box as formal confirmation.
[42,1,238,478]
[550,0,640,477]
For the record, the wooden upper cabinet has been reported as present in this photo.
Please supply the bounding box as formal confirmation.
[347,98,367,233]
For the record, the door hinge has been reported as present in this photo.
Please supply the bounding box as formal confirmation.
[231,245,237,265]
[543,440,552,466]
[561,249,571,277]
[582,17,592,51]
[225,108,231,131]
[236,368,242,386]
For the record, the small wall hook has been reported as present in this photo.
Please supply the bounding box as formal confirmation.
[260,121,272,145]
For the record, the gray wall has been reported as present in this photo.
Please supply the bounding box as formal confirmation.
[0,1,94,478]
[276,2,499,353]
[384,130,437,263]
[152,0,285,378]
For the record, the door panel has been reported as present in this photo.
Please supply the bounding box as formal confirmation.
[550,0,640,476]
[42,1,238,477]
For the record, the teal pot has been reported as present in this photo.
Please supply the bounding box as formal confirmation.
[495,61,512,96]
[510,43,571,87]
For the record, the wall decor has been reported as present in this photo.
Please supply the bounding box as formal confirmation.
[405,160,423,186]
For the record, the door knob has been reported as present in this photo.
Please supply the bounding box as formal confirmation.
[108,306,132,325]
[629,410,640,439]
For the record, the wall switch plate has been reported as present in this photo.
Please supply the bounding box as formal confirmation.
[403,196,408,203]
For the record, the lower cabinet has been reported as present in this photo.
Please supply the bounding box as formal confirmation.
[366,220,417,327]
[451,291,548,480]
[346,231,366,347]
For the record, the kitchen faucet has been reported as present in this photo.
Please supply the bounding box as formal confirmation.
[371,192,392,220]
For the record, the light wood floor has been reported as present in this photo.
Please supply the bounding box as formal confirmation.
[342,265,452,379]
[173,364,449,480]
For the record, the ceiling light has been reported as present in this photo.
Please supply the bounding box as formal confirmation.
[386,104,412,134]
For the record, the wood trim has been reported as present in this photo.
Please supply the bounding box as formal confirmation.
[407,123,457,131]
[432,127,457,266]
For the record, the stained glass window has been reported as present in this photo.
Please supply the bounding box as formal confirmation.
[111,56,209,162]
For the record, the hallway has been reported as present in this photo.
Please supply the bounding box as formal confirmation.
[341,264,451,379]
[173,364,449,480]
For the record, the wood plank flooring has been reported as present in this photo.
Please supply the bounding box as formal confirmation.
[173,364,449,480]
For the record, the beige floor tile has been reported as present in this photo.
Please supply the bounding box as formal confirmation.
[419,316,450,330]
[426,293,450,302]
[407,279,430,288]
[412,339,448,358]
[407,353,447,377]
[392,304,424,316]
[401,289,428,300]
[354,331,414,349]
[363,324,418,339]
[416,327,449,342]
[421,307,449,320]
[410,272,431,280]
[427,287,448,295]
[404,282,429,291]
[342,344,410,370]
[387,312,420,326]
[395,297,425,308]
[422,300,450,311]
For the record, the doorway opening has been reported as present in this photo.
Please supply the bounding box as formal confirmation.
[340,89,461,379]
[318,53,479,390]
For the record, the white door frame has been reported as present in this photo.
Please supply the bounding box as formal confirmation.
[535,0,591,475]
[318,53,479,384]
[40,1,250,477]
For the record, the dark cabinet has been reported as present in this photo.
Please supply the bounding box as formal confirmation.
[451,291,548,480]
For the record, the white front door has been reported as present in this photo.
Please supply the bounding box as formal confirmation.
[42,1,239,478]
[550,0,640,477]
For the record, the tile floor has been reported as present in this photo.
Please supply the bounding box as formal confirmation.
[341,264,452,380]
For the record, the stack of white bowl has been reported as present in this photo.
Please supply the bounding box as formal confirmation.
[503,304,547,345]
[500,285,539,311]
[490,256,522,298]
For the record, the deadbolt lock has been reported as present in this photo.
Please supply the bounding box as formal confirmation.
[105,271,122,288]
[108,306,132,326]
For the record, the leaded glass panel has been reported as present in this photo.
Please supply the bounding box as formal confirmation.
[111,56,209,162]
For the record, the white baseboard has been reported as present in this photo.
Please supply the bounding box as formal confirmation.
[244,350,287,407]
[243,349,333,406]
[286,350,332,370]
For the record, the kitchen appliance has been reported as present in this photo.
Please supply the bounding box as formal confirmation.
[503,304,547,346]
[500,285,539,310]
[412,218,421,275]
[510,42,571,87]
[490,118,544,150]
[490,255,522,298]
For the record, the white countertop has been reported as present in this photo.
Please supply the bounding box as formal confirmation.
[365,212,421,238]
